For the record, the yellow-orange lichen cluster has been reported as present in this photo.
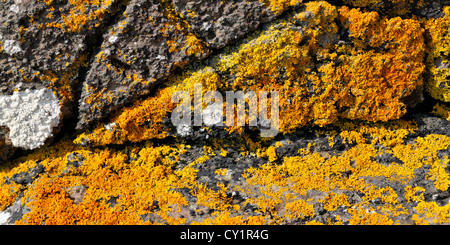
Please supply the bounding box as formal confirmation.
[76,1,425,146]
[424,7,450,102]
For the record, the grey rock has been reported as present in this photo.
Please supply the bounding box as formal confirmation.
[77,0,211,129]
[0,0,123,162]
[9,163,44,185]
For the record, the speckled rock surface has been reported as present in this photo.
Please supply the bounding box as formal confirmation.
[76,0,210,129]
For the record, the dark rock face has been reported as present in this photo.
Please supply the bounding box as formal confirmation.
[0,126,15,163]
[415,1,448,18]
[172,0,276,49]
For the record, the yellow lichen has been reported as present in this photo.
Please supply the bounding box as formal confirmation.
[258,0,303,15]
[38,0,114,33]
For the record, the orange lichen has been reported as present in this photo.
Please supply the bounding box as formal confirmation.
[221,2,424,130]
[346,206,394,225]
[12,143,191,224]
[4,113,450,224]
[75,67,222,146]
[432,102,450,121]
[0,182,21,211]
[192,211,266,225]
[237,123,450,224]
[404,186,425,203]
[321,192,351,212]
[285,199,315,220]
[335,119,417,147]
[37,0,114,33]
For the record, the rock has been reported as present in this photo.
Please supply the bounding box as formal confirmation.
[172,0,276,49]
[76,0,210,129]
[0,126,16,163]
[68,185,87,205]
[3,0,450,226]
[61,152,85,174]
[414,1,448,18]
[0,0,125,162]
[0,193,31,225]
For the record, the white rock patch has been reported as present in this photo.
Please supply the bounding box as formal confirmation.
[3,40,22,56]
[104,122,116,132]
[202,22,213,31]
[0,88,61,150]
[9,4,19,14]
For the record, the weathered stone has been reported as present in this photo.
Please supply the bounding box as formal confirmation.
[9,163,44,185]
[3,0,450,226]
[68,185,87,204]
